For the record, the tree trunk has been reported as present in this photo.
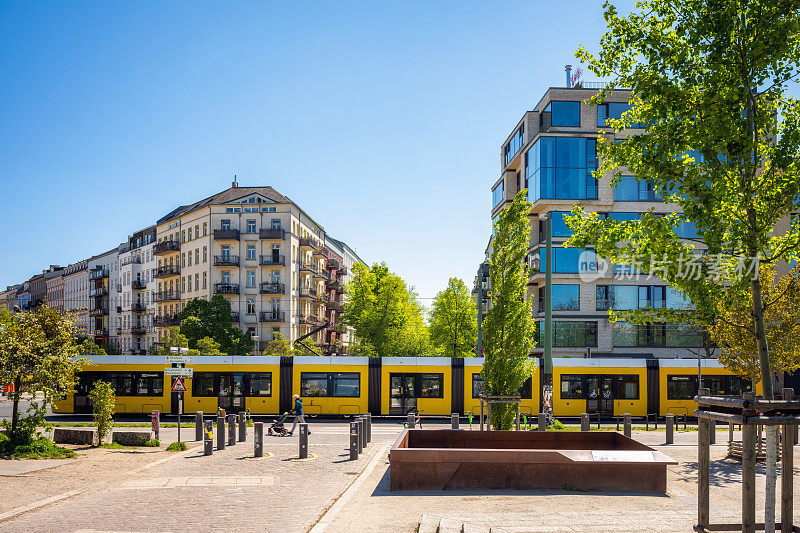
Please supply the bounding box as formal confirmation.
[10,375,21,439]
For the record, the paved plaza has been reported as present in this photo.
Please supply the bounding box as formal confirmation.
[1,418,799,532]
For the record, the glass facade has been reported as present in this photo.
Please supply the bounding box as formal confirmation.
[538,321,598,347]
[612,322,704,347]
[539,211,573,242]
[538,247,598,274]
[526,137,598,202]
[597,102,644,128]
[546,101,580,127]
[503,124,524,166]
[597,285,669,311]
[613,176,662,202]
[539,284,580,311]
[492,181,504,207]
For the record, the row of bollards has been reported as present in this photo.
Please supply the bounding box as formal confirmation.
[349,413,372,460]
[199,411,306,459]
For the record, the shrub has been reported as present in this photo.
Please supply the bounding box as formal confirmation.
[0,436,76,459]
[88,381,116,445]
[166,441,188,452]
[144,439,160,447]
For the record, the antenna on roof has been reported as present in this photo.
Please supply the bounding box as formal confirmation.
[232,174,238,188]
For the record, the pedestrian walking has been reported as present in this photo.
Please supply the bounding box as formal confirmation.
[288,394,310,436]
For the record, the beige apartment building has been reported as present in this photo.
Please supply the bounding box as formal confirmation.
[153,184,361,355]
[115,226,158,354]
[63,260,89,336]
[485,73,699,359]
[45,273,64,314]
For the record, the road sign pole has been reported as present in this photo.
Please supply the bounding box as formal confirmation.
[177,391,182,443]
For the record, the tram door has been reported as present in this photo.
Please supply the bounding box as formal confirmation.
[586,376,615,416]
[218,373,246,413]
[389,373,418,415]
[73,374,93,414]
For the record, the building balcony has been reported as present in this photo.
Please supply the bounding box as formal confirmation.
[132,302,147,313]
[214,283,239,295]
[313,269,330,282]
[89,287,108,298]
[339,266,348,276]
[299,237,318,250]
[260,227,286,240]
[326,299,344,313]
[132,279,147,290]
[298,287,317,300]
[327,279,344,293]
[326,258,341,271]
[154,314,180,327]
[299,262,320,275]
[214,228,240,240]
[260,254,286,266]
[154,264,180,278]
[298,315,322,326]
[90,306,108,316]
[214,255,240,267]
[259,282,285,295]
[154,290,181,302]
[131,325,148,336]
[92,328,108,338]
[154,240,180,255]
[260,311,285,323]
[89,268,109,281]
[313,247,328,259]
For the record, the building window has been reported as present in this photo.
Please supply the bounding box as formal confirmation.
[247,271,256,288]
[545,101,580,127]
[597,102,643,128]
[492,181,504,208]
[247,220,256,233]
[195,249,199,264]
[300,372,360,397]
[613,176,662,202]
[203,246,207,262]
[187,277,192,291]
[538,321,598,347]
[538,285,580,311]
[526,137,598,202]
[538,247,598,274]
[221,220,231,231]
[203,222,207,236]
[503,125,524,166]
[222,271,231,284]
[221,245,230,260]
[203,272,207,289]
[538,212,573,242]
[246,298,255,314]
[187,252,192,266]
[195,274,199,291]
[246,245,256,261]
[188,228,192,240]
[181,277,186,293]
[181,253,186,267]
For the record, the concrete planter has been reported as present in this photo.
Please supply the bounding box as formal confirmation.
[53,428,96,445]
[112,431,153,446]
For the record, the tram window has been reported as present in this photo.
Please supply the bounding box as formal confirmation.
[136,373,163,396]
[419,374,444,398]
[667,375,697,400]
[231,373,244,396]
[192,373,216,397]
[472,374,485,398]
[301,373,329,396]
[617,375,639,399]
[518,377,533,399]
[332,373,360,397]
[561,375,584,399]
[249,373,272,396]
[108,372,135,396]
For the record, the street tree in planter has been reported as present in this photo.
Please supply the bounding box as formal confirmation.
[429,278,477,358]
[481,191,536,430]
[89,381,116,446]
[0,306,84,444]
[570,1,800,527]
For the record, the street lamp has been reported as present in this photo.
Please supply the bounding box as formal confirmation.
[538,212,553,422]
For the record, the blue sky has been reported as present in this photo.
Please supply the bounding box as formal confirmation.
[0,1,616,301]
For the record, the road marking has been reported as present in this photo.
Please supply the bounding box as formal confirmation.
[308,443,389,532]
[124,445,202,475]
[0,489,83,522]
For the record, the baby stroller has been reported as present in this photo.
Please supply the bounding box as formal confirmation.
[268,412,290,436]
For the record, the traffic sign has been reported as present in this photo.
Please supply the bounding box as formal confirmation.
[164,368,193,378]
[171,377,187,392]
[164,355,193,364]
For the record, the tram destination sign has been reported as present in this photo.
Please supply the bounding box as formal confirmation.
[164,368,193,378]
[164,355,193,364]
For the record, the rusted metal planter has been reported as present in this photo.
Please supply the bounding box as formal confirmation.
[389,429,676,492]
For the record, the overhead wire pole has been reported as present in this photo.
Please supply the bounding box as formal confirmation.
[541,212,553,423]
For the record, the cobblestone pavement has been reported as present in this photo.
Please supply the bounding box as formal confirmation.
[0,420,408,533]
[322,429,800,533]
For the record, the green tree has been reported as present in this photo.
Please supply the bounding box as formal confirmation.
[481,191,536,430]
[343,263,430,357]
[429,278,477,358]
[0,306,84,443]
[89,381,115,445]
[157,327,189,355]
[195,336,224,355]
[78,338,107,356]
[178,296,254,354]
[260,332,300,357]
[571,2,800,526]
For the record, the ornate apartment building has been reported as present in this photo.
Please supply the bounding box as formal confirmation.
[63,260,89,336]
[481,75,699,359]
[150,184,361,355]
[115,226,158,354]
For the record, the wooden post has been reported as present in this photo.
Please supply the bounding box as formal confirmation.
[782,388,794,533]
[515,404,520,431]
[487,401,491,432]
[743,391,756,533]
[698,388,711,529]
[784,388,796,445]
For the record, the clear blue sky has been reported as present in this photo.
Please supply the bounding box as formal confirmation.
[0,1,619,301]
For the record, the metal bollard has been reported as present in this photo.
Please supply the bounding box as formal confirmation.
[254,422,263,457]
[406,412,415,429]
[227,414,236,446]
[361,416,368,449]
[363,413,372,443]
[623,413,631,438]
[238,411,246,442]
[357,418,364,454]
[666,414,674,444]
[709,420,716,445]
[195,411,204,441]
[217,416,226,450]
[581,413,590,432]
[299,423,309,459]
[204,420,213,456]
[451,413,460,430]
[349,421,359,460]
[538,413,546,431]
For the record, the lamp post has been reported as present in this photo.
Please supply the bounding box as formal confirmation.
[170,346,188,443]
[538,212,553,423]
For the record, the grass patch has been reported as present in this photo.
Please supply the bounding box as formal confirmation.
[0,434,77,459]
[99,442,127,449]
[246,419,254,427]
[144,439,160,447]
[48,422,196,429]
[166,441,188,452]
[562,483,587,492]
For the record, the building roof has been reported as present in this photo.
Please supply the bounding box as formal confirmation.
[157,186,293,224]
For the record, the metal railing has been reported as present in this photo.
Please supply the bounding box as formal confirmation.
[213,228,240,240]
[214,283,239,295]
[154,290,181,302]
[259,311,285,323]
[132,279,147,290]
[260,254,285,266]
[153,315,180,327]
[154,240,180,254]
[214,255,240,266]
[259,227,286,240]
[259,282,285,294]
[154,264,180,278]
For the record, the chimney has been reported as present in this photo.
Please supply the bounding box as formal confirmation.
[232,174,238,188]
[565,65,572,88]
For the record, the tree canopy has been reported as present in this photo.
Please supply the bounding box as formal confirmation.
[178,295,254,355]
[343,263,430,357]
[429,278,477,358]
